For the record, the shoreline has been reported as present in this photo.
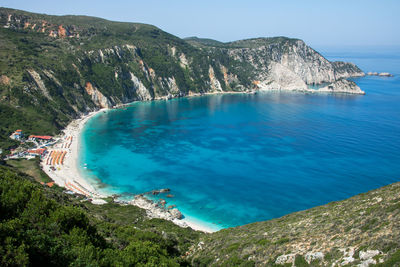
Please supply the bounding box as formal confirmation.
[41,105,217,233]
[38,81,366,233]
[41,108,108,201]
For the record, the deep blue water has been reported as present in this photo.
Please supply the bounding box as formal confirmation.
[79,49,400,230]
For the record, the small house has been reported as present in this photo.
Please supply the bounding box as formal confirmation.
[28,135,54,143]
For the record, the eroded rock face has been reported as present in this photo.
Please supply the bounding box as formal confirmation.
[166,77,180,95]
[129,72,152,101]
[227,39,364,93]
[26,69,52,100]
[318,79,365,94]
[208,66,223,92]
[58,25,67,38]
[85,82,112,108]
[258,61,308,91]
[277,40,336,84]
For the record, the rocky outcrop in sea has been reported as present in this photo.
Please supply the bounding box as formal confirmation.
[127,189,188,228]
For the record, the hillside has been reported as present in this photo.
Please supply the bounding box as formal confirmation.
[2,8,398,267]
[0,7,364,152]
[0,164,201,266]
[189,182,400,266]
[1,160,400,266]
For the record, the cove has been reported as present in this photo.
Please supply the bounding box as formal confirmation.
[79,71,400,230]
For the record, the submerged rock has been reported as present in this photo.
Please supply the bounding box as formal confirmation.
[149,188,171,195]
[159,188,171,193]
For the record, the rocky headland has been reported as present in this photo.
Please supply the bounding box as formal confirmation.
[1,7,400,267]
[0,8,366,122]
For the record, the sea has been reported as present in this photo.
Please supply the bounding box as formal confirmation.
[78,46,400,231]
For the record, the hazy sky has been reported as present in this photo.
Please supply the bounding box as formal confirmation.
[1,0,399,47]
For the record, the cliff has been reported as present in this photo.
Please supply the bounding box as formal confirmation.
[0,8,364,147]
[188,37,365,92]
[1,8,398,267]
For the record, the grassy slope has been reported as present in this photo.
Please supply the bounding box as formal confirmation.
[7,158,52,183]
[189,182,400,266]
[2,155,400,266]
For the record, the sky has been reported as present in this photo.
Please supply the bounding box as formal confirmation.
[1,0,399,48]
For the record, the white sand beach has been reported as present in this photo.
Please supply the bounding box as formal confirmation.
[41,109,108,202]
[41,107,216,233]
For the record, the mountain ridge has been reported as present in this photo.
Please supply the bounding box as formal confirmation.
[0,7,399,267]
[0,7,364,152]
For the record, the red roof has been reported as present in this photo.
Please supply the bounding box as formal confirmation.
[27,148,47,155]
[16,129,22,132]
[29,135,53,140]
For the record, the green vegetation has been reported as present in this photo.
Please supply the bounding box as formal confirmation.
[184,37,226,48]
[0,7,362,153]
[7,152,399,266]
[0,7,261,152]
[0,165,201,266]
[0,7,393,266]
[7,157,52,183]
[189,182,400,266]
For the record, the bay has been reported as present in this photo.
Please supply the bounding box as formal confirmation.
[79,49,400,230]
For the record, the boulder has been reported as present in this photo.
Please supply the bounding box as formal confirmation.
[0,75,10,85]
[169,208,182,219]
[305,252,324,263]
[359,250,380,260]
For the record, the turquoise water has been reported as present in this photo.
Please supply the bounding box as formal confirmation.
[79,49,400,230]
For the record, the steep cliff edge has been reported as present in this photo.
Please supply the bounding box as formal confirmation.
[188,37,365,93]
[0,8,364,150]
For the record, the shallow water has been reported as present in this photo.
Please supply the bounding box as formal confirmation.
[79,50,400,230]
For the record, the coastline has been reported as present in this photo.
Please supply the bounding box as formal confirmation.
[38,81,366,233]
[41,108,108,201]
[40,105,217,233]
